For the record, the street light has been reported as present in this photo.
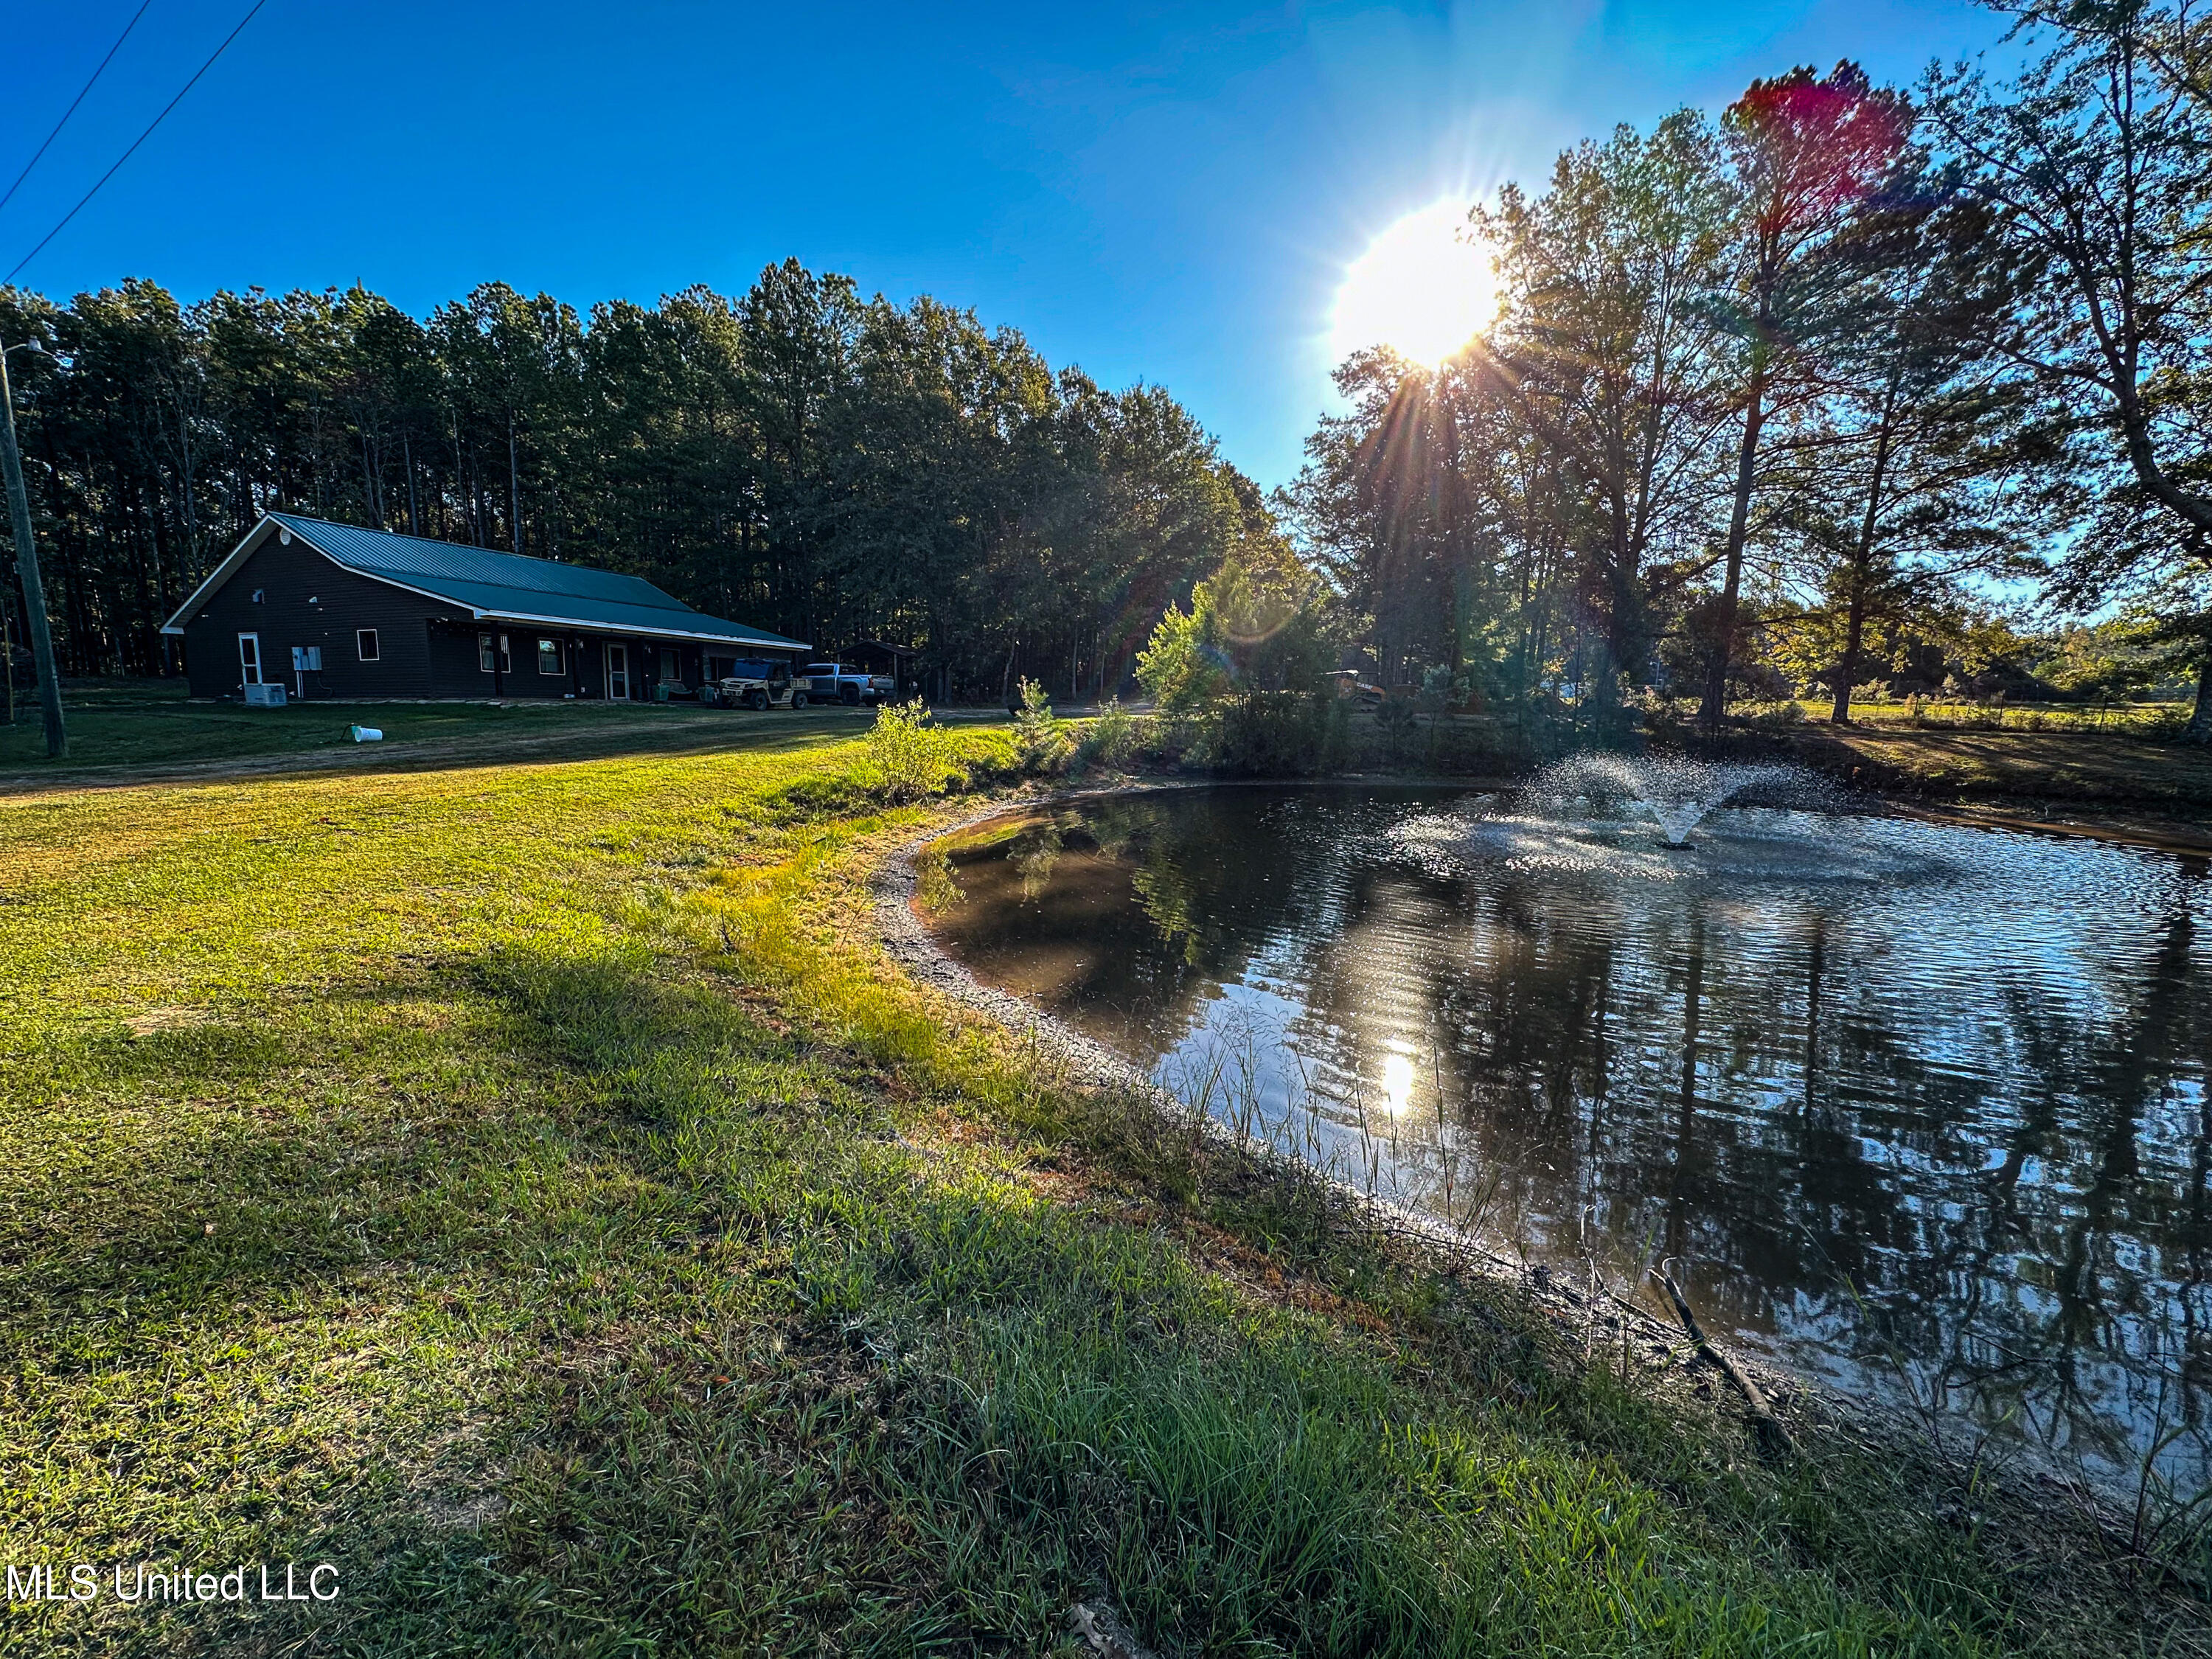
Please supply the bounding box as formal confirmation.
[0,337,64,758]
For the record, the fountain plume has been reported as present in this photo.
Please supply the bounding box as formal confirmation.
[1528,754,1815,846]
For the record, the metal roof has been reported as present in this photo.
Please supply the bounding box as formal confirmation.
[161,513,808,650]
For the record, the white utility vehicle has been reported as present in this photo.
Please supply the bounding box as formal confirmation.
[707,658,808,711]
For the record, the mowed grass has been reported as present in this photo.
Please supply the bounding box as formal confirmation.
[0,724,2199,1655]
[0,678,909,783]
[1768,720,2212,808]
[1741,698,2187,740]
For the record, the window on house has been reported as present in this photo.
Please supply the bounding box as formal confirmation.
[479,633,495,673]
[659,646,680,684]
[538,638,564,676]
[357,628,380,662]
[238,633,262,685]
[499,634,512,675]
[479,633,512,674]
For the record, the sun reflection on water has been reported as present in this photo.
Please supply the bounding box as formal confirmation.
[925,785,2212,1491]
[1380,1050,1416,1116]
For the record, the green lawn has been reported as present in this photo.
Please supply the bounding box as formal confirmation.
[0,720,2198,1655]
[0,680,917,787]
[1765,721,2212,811]
[1744,697,2187,740]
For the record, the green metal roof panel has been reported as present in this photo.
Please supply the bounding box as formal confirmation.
[268,514,808,650]
[435,585,813,647]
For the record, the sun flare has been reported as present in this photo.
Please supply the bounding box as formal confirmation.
[1332,199,1499,369]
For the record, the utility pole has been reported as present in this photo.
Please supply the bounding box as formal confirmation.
[1,593,17,726]
[0,341,66,757]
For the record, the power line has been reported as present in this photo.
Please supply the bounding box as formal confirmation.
[4,0,268,285]
[0,0,157,220]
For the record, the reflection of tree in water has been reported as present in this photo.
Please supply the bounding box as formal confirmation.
[1968,902,2209,1471]
[1008,818,1065,902]
[914,843,964,914]
[1130,834,1202,964]
[1809,900,2212,1475]
[1298,852,2209,1482]
[931,790,2212,1484]
[933,791,1413,1059]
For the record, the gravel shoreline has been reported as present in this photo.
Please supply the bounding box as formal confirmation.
[871,777,2212,1543]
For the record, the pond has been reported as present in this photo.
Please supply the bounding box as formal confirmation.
[921,783,2212,1486]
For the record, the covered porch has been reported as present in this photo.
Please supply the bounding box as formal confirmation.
[430,622,808,701]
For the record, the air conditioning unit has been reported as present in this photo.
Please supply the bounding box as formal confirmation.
[244,683,287,708]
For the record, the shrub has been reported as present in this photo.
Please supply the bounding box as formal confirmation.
[1375,695,1418,759]
[1135,538,1343,709]
[1013,678,1074,773]
[1135,599,1229,710]
[866,700,960,803]
[1421,706,1549,772]
[1072,698,1141,773]
[1194,689,1347,775]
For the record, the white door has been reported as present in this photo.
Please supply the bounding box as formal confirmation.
[606,642,630,700]
[238,633,262,685]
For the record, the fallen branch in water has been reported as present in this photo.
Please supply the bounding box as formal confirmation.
[1652,1265,1794,1459]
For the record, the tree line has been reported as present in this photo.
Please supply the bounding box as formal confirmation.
[1285,0,2212,737]
[10,0,2212,737]
[0,260,1265,701]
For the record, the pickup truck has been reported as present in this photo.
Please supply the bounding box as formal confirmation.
[802,662,896,706]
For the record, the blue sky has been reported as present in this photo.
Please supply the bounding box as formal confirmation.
[4,1,2007,488]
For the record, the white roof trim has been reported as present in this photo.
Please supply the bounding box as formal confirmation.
[477,608,809,651]
[318,559,475,613]
[159,514,279,633]
[162,515,476,632]
[158,514,809,651]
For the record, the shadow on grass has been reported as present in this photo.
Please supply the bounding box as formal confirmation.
[2,939,991,1654]
[0,703,1001,798]
[1725,721,2212,808]
[5,935,2191,1657]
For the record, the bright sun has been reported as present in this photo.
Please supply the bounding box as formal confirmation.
[1331,199,1499,369]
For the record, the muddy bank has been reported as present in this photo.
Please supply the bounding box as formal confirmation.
[1905,800,2212,858]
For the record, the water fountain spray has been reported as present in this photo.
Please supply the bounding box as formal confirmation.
[1528,754,1808,847]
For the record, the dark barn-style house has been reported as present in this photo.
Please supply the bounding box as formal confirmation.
[161,513,809,701]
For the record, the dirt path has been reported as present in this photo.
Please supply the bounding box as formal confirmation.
[0,720,810,799]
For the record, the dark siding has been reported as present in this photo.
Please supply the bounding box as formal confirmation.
[425,619,487,697]
[575,635,606,699]
[633,641,707,698]
[180,536,471,700]
[176,524,795,703]
[513,626,591,698]
[180,533,574,701]
[422,622,597,700]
